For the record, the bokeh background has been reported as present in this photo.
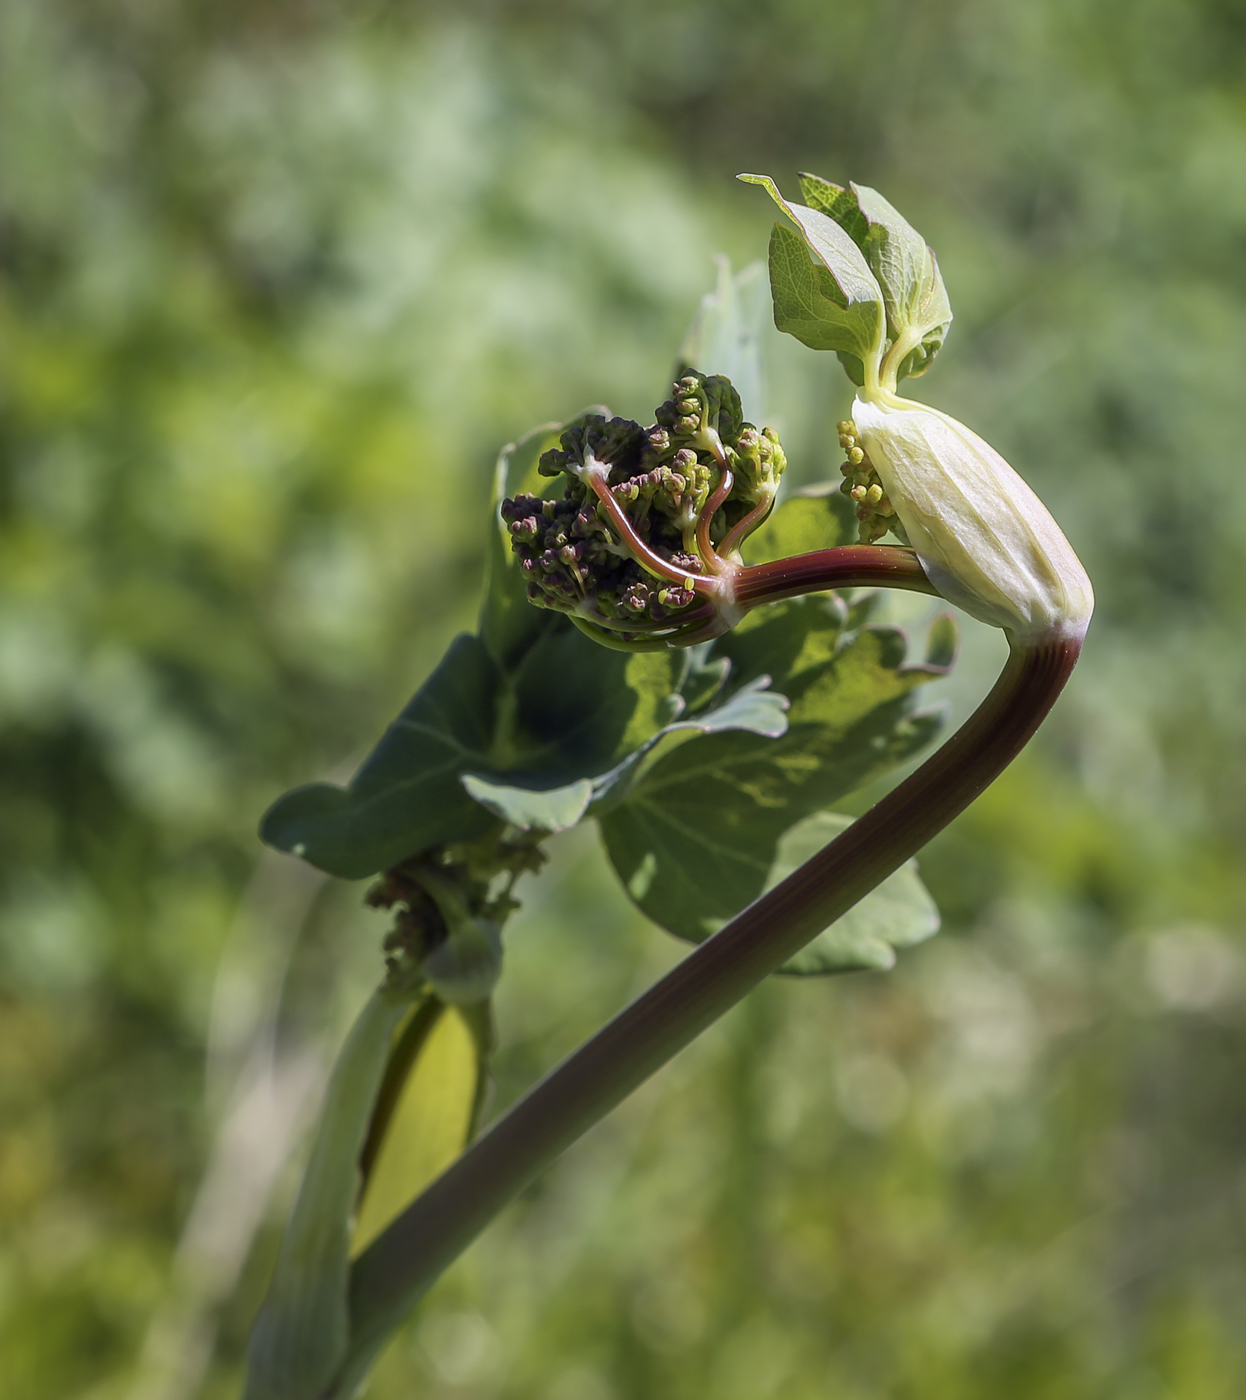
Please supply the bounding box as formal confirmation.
[5,1,1246,1396]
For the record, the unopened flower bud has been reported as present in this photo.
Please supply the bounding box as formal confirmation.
[850,396,1094,644]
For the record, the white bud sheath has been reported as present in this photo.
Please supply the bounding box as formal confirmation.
[851,394,1094,644]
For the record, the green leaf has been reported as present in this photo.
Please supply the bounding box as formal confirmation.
[677,255,770,423]
[260,635,502,879]
[853,183,953,378]
[244,987,415,1400]
[797,172,870,249]
[742,484,856,564]
[767,811,940,975]
[599,609,952,944]
[741,173,883,308]
[678,648,732,715]
[739,173,885,366]
[766,221,885,362]
[587,675,790,816]
[795,174,953,382]
[261,408,697,877]
[261,589,799,878]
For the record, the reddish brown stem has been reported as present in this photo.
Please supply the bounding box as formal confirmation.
[734,545,940,608]
[695,467,734,568]
[716,494,775,561]
[336,635,1081,1392]
[583,472,712,593]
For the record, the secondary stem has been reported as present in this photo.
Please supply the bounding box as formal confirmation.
[335,633,1080,1391]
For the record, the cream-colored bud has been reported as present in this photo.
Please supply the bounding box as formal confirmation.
[851,394,1094,644]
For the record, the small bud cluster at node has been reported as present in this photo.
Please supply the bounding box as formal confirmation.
[501,372,786,644]
[656,374,786,522]
[368,835,544,992]
[837,419,909,546]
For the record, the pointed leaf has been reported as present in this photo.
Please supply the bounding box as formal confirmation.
[741,173,883,308]
[794,173,953,381]
[740,173,885,367]
[765,222,885,361]
[797,172,871,249]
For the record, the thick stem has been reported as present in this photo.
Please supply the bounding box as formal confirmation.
[335,634,1080,1390]
[571,547,936,655]
[734,545,940,608]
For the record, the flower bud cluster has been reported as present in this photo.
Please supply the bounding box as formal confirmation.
[502,415,704,626]
[368,837,543,1002]
[657,374,785,518]
[836,419,908,546]
[501,372,786,633]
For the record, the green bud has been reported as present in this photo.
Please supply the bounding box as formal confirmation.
[412,865,504,1005]
[422,917,503,1005]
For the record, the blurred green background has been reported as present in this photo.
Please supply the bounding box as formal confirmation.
[4,1,1246,1396]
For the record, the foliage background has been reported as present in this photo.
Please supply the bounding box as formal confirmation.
[4,1,1246,1396]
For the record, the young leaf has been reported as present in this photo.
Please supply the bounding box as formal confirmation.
[797,172,870,249]
[765,222,884,363]
[244,988,415,1400]
[741,173,883,308]
[739,173,885,369]
[797,174,953,382]
[767,811,940,975]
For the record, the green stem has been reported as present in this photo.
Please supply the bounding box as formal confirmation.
[332,634,1080,1393]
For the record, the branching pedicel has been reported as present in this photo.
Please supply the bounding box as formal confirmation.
[245,173,1093,1400]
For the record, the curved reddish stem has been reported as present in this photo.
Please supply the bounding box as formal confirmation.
[716,494,774,561]
[337,635,1081,1390]
[583,473,713,595]
[695,467,734,568]
[734,545,939,608]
